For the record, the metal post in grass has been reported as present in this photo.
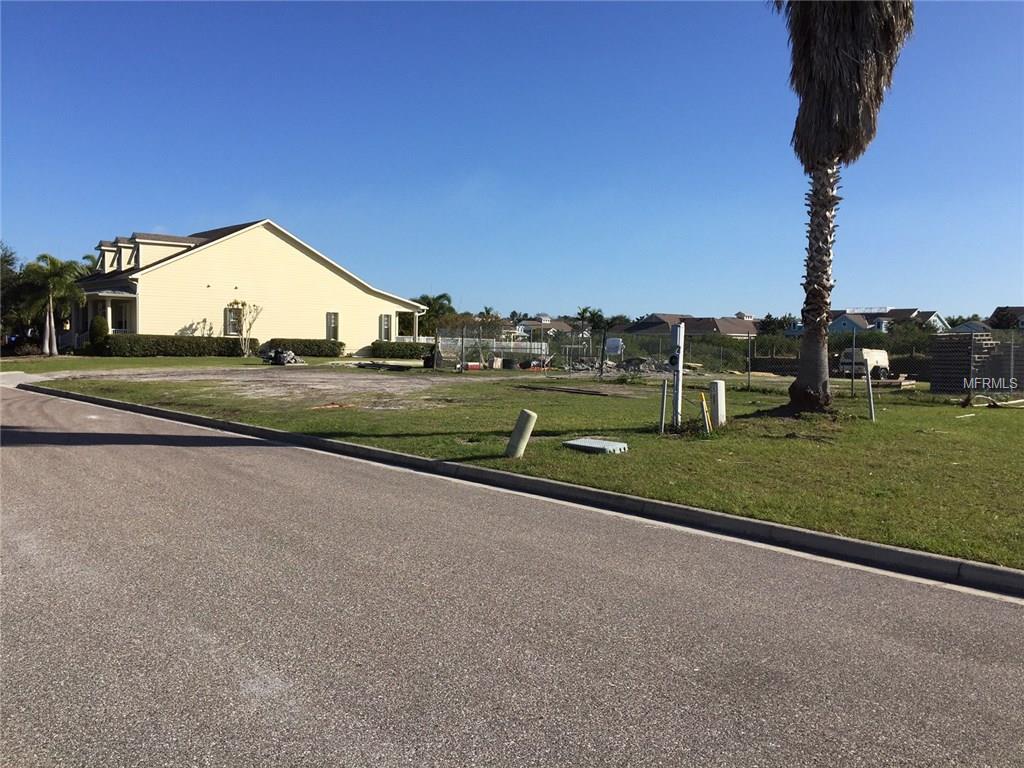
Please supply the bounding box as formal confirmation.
[866,368,876,422]
[671,323,685,429]
[460,325,466,373]
[659,379,668,435]
[851,327,857,398]
[746,332,752,391]
[1010,332,1016,392]
[599,327,608,380]
[969,333,976,396]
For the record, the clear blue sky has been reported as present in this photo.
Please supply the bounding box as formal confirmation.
[2,1,1021,319]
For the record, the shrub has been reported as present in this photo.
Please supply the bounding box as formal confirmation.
[89,316,110,348]
[261,338,345,357]
[0,342,43,357]
[106,334,259,357]
[369,340,433,359]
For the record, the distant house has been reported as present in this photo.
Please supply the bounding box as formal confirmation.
[828,313,872,334]
[518,315,573,337]
[624,313,694,335]
[949,320,991,333]
[75,219,425,354]
[988,306,1024,330]
[791,307,949,336]
[624,313,758,338]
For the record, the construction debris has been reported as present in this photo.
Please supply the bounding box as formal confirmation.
[968,395,1024,409]
[261,348,306,366]
[354,361,414,371]
[514,385,635,398]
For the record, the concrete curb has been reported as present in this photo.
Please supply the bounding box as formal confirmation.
[16,382,1024,599]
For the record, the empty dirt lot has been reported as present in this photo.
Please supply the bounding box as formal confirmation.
[54,365,464,405]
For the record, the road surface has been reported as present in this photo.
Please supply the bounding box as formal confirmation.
[2,387,1022,767]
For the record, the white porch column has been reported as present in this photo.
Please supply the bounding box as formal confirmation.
[105,299,112,329]
[412,312,419,341]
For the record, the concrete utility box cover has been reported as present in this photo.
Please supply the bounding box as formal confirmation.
[562,438,629,454]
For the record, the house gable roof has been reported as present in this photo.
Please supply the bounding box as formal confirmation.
[712,317,759,335]
[831,313,871,329]
[123,219,425,312]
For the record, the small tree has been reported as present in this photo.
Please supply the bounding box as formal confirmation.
[228,299,262,356]
[89,315,110,351]
[758,313,785,335]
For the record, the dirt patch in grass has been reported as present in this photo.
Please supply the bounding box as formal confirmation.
[56,366,456,406]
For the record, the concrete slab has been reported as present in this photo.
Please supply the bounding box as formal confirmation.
[0,371,54,388]
[562,437,629,454]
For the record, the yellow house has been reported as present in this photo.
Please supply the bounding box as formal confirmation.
[75,219,425,354]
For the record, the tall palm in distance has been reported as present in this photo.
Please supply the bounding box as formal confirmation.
[575,306,592,336]
[774,1,914,410]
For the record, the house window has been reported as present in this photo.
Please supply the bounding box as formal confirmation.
[326,312,339,341]
[379,314,391,341]
[113,303,129,332]
[225,306,242,336]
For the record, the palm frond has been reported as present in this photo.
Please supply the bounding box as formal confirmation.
[775,1,914,170]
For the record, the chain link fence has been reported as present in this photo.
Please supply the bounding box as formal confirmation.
[409,324,1022,393]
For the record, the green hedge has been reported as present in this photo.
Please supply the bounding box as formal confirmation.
[262,338,345,357]
[106,334,258,357]
[369,340,432,359]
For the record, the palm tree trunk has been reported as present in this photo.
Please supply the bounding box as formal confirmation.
[788,160,840,410]
[47,294,59,356]
[40,294,52,356]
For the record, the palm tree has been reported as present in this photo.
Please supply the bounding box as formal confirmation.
[576,306,592,335]
[605,314,631,330]
[21,254,86,356]
[81,253,101,273]
[412,292,456,336]
[774,1,914,410]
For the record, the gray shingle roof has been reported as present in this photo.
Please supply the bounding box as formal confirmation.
[131,232,207,244]
[188,221,263,240]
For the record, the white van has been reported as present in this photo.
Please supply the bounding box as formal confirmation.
[839,348,890,379]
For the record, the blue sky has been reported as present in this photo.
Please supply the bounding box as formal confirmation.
[2,1,1021,319]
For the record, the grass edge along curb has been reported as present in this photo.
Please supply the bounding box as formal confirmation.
[16,382,1024,599]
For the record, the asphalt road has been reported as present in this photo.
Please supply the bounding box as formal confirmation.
[2,387,1022,767]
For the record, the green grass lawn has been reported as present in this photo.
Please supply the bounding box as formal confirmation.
[0,356,340,374]
[39,374,1024,569]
